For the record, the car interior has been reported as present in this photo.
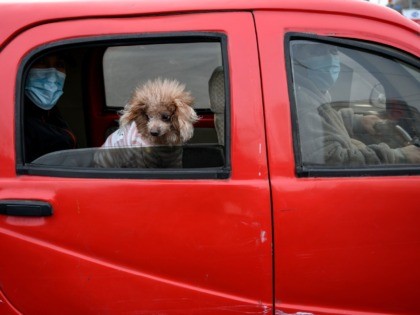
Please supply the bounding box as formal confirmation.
[21,39,228,172]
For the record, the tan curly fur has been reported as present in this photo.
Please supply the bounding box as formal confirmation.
[120,78,198,145]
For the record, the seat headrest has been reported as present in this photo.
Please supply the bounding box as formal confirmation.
[209,66,225,114]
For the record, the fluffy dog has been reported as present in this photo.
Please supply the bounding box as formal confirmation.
[94,78,198,168]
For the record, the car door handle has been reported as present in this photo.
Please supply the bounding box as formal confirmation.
[0,200,53,217]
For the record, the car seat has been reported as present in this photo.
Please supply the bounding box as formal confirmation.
[208,66,225,145]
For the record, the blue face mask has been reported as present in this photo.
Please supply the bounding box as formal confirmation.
[25,68,66,110]
[299,54,341,92]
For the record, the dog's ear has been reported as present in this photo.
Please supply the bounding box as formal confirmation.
[173,98,199,142]
[119,98,146,126]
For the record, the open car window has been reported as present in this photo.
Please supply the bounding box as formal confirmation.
[18,35,230,179]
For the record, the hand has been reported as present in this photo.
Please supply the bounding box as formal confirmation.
[401,145,420,163]
[362,115,383,135]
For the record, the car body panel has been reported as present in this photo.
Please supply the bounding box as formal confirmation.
[255,10,420,315]
[0,12,272,314]
[1,0,418,51]
[0,0,419,314]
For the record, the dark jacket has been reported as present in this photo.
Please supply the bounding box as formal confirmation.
[24,99,76,162]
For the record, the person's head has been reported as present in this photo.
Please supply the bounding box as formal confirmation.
[293,42,341,93]
[25,53,67,110]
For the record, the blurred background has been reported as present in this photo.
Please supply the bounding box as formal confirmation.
[368,0,420,23]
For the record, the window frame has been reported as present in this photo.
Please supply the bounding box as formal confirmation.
[16,32,231,179]
[285,32,420,177]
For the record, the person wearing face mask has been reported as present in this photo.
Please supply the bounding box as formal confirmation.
[24,53,76,162]
[292,42,420,166]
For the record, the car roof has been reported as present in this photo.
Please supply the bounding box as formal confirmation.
[0,0,418,50]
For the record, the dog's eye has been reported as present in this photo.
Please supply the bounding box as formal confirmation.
[161,114,171,122]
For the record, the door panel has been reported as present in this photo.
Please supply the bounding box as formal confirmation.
[255,10,420,315]
[0,12,272,313]
[0,182,271,313]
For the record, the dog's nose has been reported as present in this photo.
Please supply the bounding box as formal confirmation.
[150,131,160,137]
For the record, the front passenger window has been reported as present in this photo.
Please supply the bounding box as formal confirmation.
[289,38,420,174]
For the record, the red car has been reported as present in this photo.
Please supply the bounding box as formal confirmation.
[0,0,419,314]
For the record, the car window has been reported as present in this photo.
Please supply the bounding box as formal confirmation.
[288,37,420,174]
[18,36,229,179]
[103,43,222,110]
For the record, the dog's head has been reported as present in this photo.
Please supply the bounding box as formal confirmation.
[120,78,198,145]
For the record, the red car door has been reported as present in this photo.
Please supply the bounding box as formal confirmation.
[256,8,420,315]
[0,11,272,314]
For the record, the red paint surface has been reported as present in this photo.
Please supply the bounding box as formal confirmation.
[0,1,419,314]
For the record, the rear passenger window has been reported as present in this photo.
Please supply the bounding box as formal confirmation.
[288,36,420,176]
[18,35,229,179]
